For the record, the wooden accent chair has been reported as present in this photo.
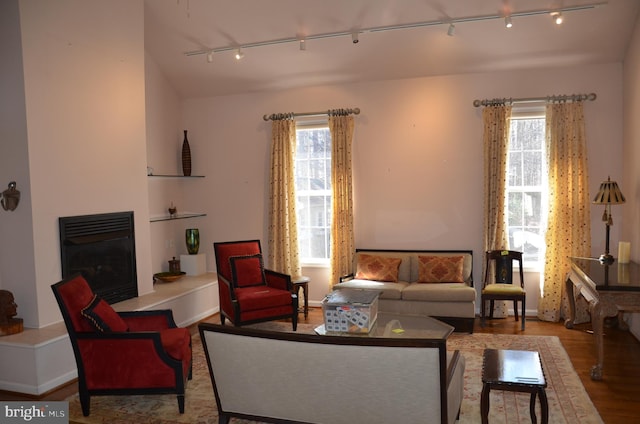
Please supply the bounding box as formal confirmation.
[213,239,298,331]
[481,250,526,330]
[51,273,192,416]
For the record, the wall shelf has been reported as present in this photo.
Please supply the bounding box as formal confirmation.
[148,175,205,178]
[150,213,206,222]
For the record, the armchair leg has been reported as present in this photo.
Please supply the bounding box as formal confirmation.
[522,300,526,331]
[481,299,486,327]
[79,391,90,416]
[220,314,226,325]
[514,300,519,321]
[177,394,185,413]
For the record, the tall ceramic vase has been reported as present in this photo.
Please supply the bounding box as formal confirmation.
[182,130,192,176]
[185,229,199,254]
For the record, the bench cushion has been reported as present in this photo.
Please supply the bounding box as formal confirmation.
[402,283,477,302]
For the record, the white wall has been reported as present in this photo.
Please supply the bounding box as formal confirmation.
[622,11,640,338]
[0,0,153,328]
[175,63,624,307]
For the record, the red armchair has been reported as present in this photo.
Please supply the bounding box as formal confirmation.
[51,273,192,416]
[214,240,298,331]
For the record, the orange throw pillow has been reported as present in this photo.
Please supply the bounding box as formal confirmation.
[417,255,465,283]
[355,254,402,282]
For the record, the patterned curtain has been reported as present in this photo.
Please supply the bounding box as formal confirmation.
[268,115,301,280]
[538,101,591,322]
[328,111,355,287]
[482,104,512,318]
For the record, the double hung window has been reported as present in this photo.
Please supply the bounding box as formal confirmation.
[295,123,332,264]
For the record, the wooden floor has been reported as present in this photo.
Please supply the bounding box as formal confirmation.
[3,309,640,423]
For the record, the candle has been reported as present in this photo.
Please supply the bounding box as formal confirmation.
[618,241,631,264]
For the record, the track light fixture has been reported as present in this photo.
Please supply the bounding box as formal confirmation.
[206,51,214,63]
[447,23,455,36]
[185,2,603,61]
[505,16,513,28]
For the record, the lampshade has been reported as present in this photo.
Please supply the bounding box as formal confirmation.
[593,177,625,205]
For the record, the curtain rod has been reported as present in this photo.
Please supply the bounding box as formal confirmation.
[473,93,596,107]
[263,108,360,121]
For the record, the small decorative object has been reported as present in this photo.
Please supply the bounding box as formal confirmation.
[168,202,177,218]
[147,166,154,176]
[618,241,631,264]
[169,256,181,273]
[185,228,200,254]
[181,130,192,176]
[153,271,186,283]
[1,181,20,212]
[0,290,23,336]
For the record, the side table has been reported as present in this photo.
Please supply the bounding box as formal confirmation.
[481,348,548,424]
[292,276,310,318]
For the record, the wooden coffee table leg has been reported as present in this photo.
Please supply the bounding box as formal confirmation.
[481,383,490,424]
[530,392,537,424]
[539,388,549,424]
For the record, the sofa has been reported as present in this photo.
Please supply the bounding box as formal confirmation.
[199,322,465,424]
[334,249,476,332]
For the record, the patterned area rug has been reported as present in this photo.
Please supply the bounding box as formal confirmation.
[67,322,602,424]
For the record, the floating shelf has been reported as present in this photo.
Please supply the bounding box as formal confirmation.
[150,213,206,222]
[148,175,205,178]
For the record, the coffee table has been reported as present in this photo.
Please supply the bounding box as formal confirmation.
[315,312,454,340]
[481,348,548,424]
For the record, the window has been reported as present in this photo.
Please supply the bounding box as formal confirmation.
[295,123,332,264]
[506,112,547,269]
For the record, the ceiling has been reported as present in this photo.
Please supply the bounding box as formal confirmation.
[143,0,639,99]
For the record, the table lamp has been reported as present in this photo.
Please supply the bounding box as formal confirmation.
[592,176,625,264]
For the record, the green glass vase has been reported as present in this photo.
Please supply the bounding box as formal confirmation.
[185,228,199,254]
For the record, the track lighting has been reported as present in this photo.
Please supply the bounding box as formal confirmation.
[206,51,214,63]
[185,2,603,61]
[505,16,513,28]
[447,23,455,36]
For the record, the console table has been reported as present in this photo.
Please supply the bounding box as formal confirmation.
[565,257,640,380]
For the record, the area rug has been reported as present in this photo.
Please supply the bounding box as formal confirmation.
[67,323,603,424]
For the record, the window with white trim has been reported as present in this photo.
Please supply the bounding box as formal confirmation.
[295,123,331,264]
[506,110,547,269]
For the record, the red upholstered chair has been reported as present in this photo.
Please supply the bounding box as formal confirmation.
[51,274,192,416]
[214,240,298,331]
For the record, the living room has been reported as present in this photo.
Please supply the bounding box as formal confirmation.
[1,0,640,421]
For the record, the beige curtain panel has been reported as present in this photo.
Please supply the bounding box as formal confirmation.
[538,101,591,323]
[329,112,355,287]
[268,116,301,280]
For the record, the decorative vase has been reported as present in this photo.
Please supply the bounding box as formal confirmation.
[185,228,199,254]
[181,130,192,176]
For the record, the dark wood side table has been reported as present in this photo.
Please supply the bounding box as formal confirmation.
[481,348,548,424]
[292,276,310,318]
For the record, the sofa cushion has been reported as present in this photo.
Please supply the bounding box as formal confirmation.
[417,255,465,283]
[401,283,477,302]
[355,254,403,282]
[334,279,407,300]
[81,295,129,332]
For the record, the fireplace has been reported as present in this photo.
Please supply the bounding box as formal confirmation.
[59,211,137,304]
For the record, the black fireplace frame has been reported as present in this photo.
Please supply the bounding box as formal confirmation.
[59,211,138,304]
